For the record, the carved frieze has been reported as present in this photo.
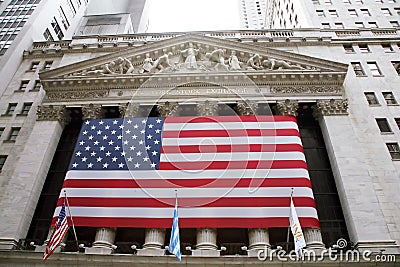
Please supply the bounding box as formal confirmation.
[36,105,69,126]
[275,99,299,116]
[314,99,349,117]
[271,85,342,94]
[82,104,103,119]
[197,101,219,116]
[46,90,109,100]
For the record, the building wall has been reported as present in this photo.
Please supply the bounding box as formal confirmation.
[0,28,399,262]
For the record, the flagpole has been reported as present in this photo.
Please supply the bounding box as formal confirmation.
[63,189,79,250]
[286,188,294,251]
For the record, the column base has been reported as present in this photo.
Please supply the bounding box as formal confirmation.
[355,240,400,254]
[85,246,114,255]
[0,238,22,250]
[34,245,62,253]
[191,249,220,257]
[137,248,166,256]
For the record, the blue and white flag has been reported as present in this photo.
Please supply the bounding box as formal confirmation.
[168,197,181,262]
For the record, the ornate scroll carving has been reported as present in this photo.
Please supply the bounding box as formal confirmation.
[314,99,348,117]
[197,101,218,116]
[46,90,109,100]
[237,101,258,115]
[275,99,299,116]
[36,105,69,126]
[119,103,140,118]
[156,102,178,117]
[271,85,342,94]
[82,104,103,119]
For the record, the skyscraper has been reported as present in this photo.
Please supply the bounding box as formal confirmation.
[240,0,267,29]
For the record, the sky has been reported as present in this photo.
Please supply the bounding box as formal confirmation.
[146,0,241,33]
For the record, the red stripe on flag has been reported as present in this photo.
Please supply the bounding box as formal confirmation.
[161,144,304,153]
[56,196,316,208]
[164,115,298,123]
[52,217,320,228]
[159,160,308,170]
[63,178,312,189]
[162,129,300,138]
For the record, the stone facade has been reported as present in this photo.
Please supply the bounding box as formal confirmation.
[0,29,399,266]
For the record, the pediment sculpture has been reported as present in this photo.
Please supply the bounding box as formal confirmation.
[75,43,317,77]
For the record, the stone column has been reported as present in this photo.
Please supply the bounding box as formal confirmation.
[275,99,299,116]
[85,227,117,254]
[156,101,178,117]
[0,105,68,250]
[313,99,399,254]
[248,228,271,257]
[237,101,272,256]
[137,228,166,256]
[119,103,140,118]
[81,104,117,255]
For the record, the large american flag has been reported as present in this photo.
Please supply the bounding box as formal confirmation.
[54,116,319,228]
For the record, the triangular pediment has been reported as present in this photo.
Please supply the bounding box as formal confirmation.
[40,34,348,80]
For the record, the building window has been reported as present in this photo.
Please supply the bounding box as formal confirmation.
[343,0,351,3]
[8,128,20,142]
[32,80,41,91]
[343,44,355,52]
[348,9,358,17]
[312,0,320,4]
[386,143,400,159]
[21,103,32,115]
[4,103,17,115]
[358,44,370,52]
[316,10,325,17]
[395,7,400,15]
[388,0,397,3]
[375,0,383,2]
[354,0,363,3]
[394,118,400,129]
[376,118,392,133]
[51,17,64,40]
[382,43,394,52]
[368,22,378,28]
[30,62,39,71]
[367,62,382,76]
[43,61,53,70]
[392,61,400,75]
[351,62,365,76]
[360,9,371,16]
[355,21,365,28]
[0,127,4,138]
[383,92,397,104]
[324,0,332,4]
[19,81,29,91]
[58,6,70,30]
[390,21,400,27]
[382,8,392,16]
[0,156,7,172]
[335,22,344,29]
[364,92,379,105]
[43,28,54,41]
[329,10,339,17]
[322,22,330,28]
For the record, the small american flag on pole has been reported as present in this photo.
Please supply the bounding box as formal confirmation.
[43,200,68,261]
[54,116,319,229]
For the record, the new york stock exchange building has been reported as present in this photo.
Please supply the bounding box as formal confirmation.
[0,29,400,266]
